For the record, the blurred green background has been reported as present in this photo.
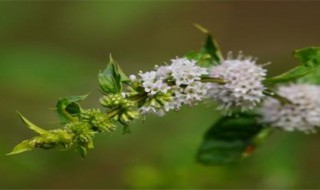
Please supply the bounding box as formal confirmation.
[1,1,320,188]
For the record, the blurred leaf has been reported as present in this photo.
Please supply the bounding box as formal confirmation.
[7,140,34,155]
[115,59,130,83]
[17,112,48,135]
[77,146,87,158]
[197,113,272,165]
[56,94,88,123]
[298,48,320,84]
[99,55,128,94]
[264,47,320,85]
[122,124,131,135]
[193,24,223,66]
[184,51,213,68]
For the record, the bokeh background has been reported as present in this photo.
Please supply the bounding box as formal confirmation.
[1,1,320,188]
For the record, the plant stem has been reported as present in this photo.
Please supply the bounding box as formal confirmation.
[201,77,226,84]
[263,89,292,105]
[106,107,122,118]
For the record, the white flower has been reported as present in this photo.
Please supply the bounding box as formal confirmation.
[139,105,165,117]
[170,58,207,85]
[139,71,170,95]
[137,57,209,116]
[155,65,171,80]
[208,52,266,113]
[261,84,320,133]
[139,71,156,82]
[129,74,137,81]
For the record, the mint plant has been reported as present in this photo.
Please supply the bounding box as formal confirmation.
[8,25,320,165]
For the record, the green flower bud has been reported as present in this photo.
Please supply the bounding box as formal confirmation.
[100,94,136,109]
[144,92,172,108]
[80,109,117,133]
[66,120,94,149]
[30,129,73,150]
[119,110,140,124]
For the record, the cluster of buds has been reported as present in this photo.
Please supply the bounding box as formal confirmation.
[80,109,117,133]
[100,93,140,125]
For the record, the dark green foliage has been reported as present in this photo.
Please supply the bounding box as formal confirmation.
[98,55,129,94]
[184,24,223,67]
[56,94,88,124]
[265,47,320,85]
[197,113,271,165]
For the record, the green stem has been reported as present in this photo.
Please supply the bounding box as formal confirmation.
[200,77,226,84]
[106,107,122,118]
[127,92,148,102]
[263,89,292,105]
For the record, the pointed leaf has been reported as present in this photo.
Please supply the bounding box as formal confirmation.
[184,51,213,68]
[18,112,47,135]
[122,125,131,135]
[297,47,320,84]
[7,140,34,155]
[56,94,88,123]
[197,113,271,165]
[194,24,223,66]
[77,146,87,158]
[98,55,123,93]
[264,47,320,85]
[111,56,130,83]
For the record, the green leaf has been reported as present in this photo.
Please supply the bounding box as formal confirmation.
[264,47,320,85]
[56,94,88,123]
[194,24,223,66]
[184,51,213,68]
[77,146,87,158]
[99,55,129,94]
[197,113,272,165]
[17,112,48,135]
[7,140,34,155]
[297,48,320,84]
[113,57,130,83]
[122,124,131,135]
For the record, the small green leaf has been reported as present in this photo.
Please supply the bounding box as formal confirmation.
[17,112,48,135]
[194,24,223,66]
[99,64,121,93]
[99,55,129,94]
[197,113,271,165]
[77,146,87,158]
[184,51,213,68]
[7,140,34,155]
[112,56,130,83]
[297,47,320,84]
[264,47,320,85]
[120,122,131,135]
[56,94,88,123]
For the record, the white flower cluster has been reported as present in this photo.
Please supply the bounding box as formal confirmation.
[135,58,209,116]
[261,84,320,133]
[208,53,267,113]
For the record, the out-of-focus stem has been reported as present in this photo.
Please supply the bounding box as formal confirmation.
[263,89,292,105]
[200,77,226,84]
[106,107,122,118]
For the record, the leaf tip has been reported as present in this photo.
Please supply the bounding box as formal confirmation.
[16,112,26,123]
[194,23,209,34]
[109,53,115,63]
